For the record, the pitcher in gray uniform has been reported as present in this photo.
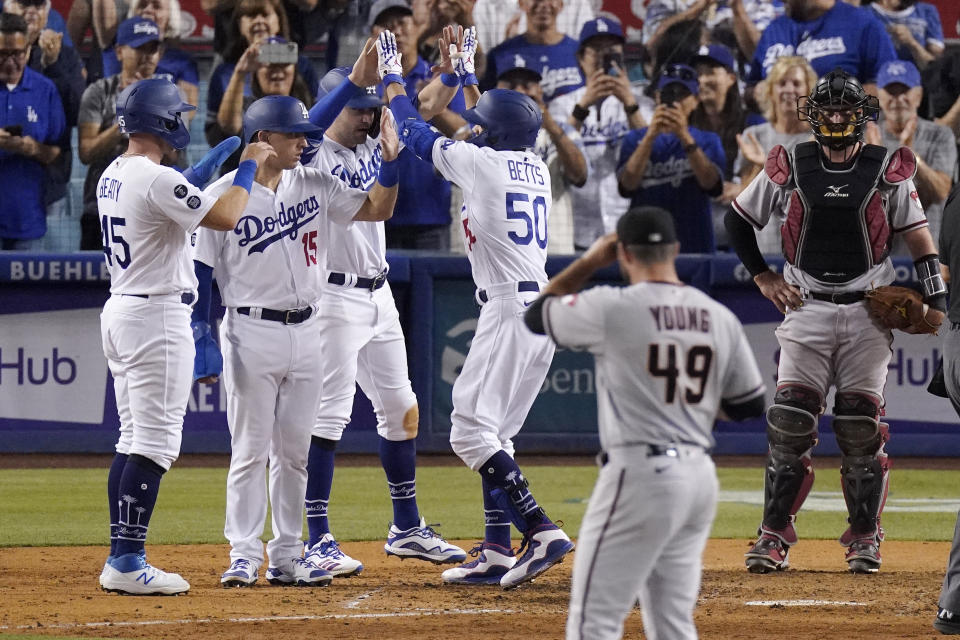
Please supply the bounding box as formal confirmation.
[524,206,766,640]
[933,184,960,635]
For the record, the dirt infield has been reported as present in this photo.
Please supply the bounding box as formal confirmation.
[0,539,949,639]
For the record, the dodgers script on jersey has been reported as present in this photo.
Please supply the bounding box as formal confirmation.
[431,139,552,290]
[732,151,928,293]
[303,135,388,277]
[96,155,215,295]
[544,282,765,450]
[192,165,367,309]
[747,1,897,83]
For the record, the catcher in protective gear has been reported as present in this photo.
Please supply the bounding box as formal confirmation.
[726,67,946,575]
[865,286,945,334]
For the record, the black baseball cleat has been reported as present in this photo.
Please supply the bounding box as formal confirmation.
[936,607,960,634]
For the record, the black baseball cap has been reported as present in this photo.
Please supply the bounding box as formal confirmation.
[617,206,677,246]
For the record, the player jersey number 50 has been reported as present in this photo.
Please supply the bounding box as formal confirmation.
[506,192,547,248]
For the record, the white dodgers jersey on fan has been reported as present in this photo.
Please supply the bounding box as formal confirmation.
[544,282,765,450]
[96,155,216,295]
[192,165,367,309]
[303,135,387,277]
[431,139,551,289]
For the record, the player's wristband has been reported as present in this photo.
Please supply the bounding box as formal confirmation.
[377,159,399,187]
[572,104,589,122]
[383,73,404,88]
[441,72,460,87]
[232,159,257,193]
[462,72,478,87]
[624,103,640,115]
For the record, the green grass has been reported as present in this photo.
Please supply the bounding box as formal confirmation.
[2,464,959,547]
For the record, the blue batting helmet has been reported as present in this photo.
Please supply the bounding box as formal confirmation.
[242,95,323,143]
[318,67,383,110]
[462,89,541,151]
[116,78,195,150]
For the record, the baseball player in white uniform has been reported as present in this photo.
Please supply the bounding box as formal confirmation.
[97,77,273,595]
[295,64,466,576]
[524,206,766,640]
[191,94,400,587]
[725,69,946,573]
[378,29,574,589]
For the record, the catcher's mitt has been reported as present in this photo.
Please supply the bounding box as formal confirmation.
[864,285,943,334]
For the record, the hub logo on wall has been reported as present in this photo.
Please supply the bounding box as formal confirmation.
[0,309,107,424]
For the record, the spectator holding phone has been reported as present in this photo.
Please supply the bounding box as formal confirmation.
[0,12,65,251]
[206,0,319,157]
[76,16,162,249]
[98,0,199,123]
[207,35,313,175]
[3,0,84,251]
[618,63,724,254]
[548,16,650,251]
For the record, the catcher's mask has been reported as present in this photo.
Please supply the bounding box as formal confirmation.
[798,68,879,152]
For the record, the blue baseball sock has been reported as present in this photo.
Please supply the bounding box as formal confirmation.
[107,452,128,557]
[480,450,550,531]
[305,436,336,546]
[379,437,420,530]
[114,454,165,558]
[482,477,512,549]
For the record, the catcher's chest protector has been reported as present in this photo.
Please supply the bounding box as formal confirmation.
[782,142,889,284]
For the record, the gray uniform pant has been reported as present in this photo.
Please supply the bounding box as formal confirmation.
[566,445,717,640]
[938,322,960,611]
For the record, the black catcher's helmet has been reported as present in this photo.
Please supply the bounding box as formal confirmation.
[798,68,879,150]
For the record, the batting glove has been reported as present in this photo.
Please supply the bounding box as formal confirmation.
[191,320,223,382]
[377,30,404,86]
[181,136,241,188]
[453,26,478,85]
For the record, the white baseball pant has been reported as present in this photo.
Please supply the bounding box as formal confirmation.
[221,308,324,566]
[450,289,555,470]
[312,283,417,442]
[100,294,194,471]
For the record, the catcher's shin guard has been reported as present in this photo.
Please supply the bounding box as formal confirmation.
[838,423,890,575]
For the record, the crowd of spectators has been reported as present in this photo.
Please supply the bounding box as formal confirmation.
[0,0,958,255]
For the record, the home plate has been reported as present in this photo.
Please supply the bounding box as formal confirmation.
[745,600,868,607]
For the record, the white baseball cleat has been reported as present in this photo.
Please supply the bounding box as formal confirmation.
[265,557,332,586]
[384,517,467,564]
[100,552,190,595]
[221,558,259,587]
[442,542,515,585]
[305,534,364,577]
[499,524,574,590]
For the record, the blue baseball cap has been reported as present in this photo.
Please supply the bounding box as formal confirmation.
[692,44,735,72]
[877,60,921,90]
[578,17,624,47]
[657,63,699,95]
[117,17,161,48]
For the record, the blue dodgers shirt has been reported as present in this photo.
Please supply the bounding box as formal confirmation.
[748,1,897,84]
[483,34,583,102]
[0,67,66,239]
[101,46,200,85]
[388,57,464,228]
[618,126,725,254]
[870,2,944,63]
